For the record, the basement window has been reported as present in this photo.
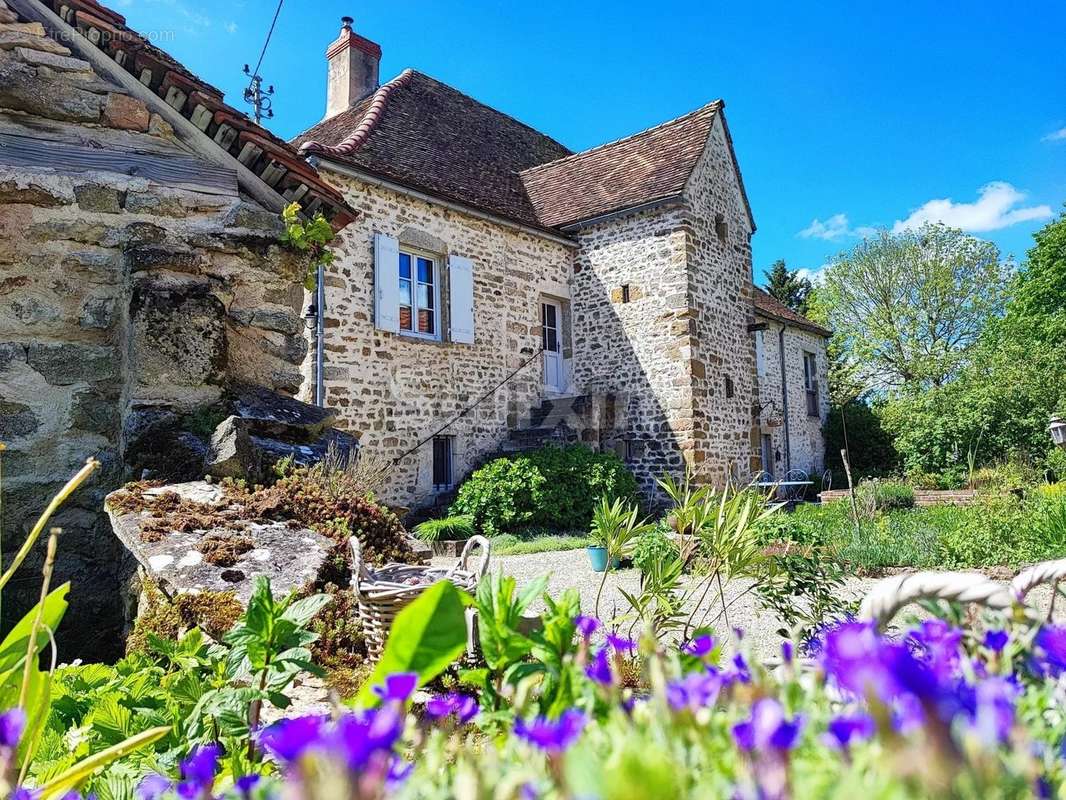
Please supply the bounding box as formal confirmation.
[432,436,454,491]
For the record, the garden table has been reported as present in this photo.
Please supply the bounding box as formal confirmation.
[752,480,813,502]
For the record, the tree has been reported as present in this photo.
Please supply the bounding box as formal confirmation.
[763,259,812,314]
[814,224,1011,392]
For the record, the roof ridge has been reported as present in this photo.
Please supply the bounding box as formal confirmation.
[299,69,415,157]
[520,99,723,176]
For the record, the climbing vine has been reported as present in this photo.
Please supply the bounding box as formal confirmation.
[279,201,336,290]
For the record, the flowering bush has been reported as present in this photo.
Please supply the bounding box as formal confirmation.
[23,605,1061,800]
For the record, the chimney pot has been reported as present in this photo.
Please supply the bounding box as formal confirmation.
[324,15,381,119]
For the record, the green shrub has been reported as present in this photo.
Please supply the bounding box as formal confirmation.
[451,445,637,535]
[857,480,915,511]
[632,522,679,574]
[936,494,1036,567]
[413,514,475,541]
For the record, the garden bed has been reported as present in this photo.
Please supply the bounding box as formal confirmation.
[818,488,978,506]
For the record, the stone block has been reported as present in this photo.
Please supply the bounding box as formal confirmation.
[75,183,125,213]
[79,296,117,329]
[0,398,38,439]
[689,359,706,379]
[126,246,202,273]
[0,342,25,370]
[0,29,69,55]
[0,179,72,207]
[205,415,257,479]
[14,47,90,72]
[26,341,115,385]
[122,191,189,218]
[70,387,121,435]
[0,58,101,121]
[229,383,338,439]
[102,92,150,132]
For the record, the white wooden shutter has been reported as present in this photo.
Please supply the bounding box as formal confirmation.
[373,232,400,333]
[448,254,475,344]
[755,329,767,376]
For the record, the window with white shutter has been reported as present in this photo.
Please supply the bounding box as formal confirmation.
[448,254,475,344]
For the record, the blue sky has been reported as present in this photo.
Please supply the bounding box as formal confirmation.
[116,0,1065,282]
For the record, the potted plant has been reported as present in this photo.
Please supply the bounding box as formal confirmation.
[1051,413,1066,451]
[586,527,616,573]
[587,496,653,614]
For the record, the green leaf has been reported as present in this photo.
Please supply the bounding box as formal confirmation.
[280,594,332,628]
[0,583,69,672]
[37,725,170,800]
[353,581,470,709]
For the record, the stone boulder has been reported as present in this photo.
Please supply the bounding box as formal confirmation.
[106,481,332,603]
[231,383,337,438]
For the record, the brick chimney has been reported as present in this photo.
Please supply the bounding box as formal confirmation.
[325,16,381,119]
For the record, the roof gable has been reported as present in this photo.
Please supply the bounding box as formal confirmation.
[293,70,572,230]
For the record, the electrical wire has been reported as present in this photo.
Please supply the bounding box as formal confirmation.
[249,0,284,80]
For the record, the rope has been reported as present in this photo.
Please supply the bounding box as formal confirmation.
[859,571,1014,628]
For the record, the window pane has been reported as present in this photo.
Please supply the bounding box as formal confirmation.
[417,258,433,284]
[399,252,411,279]
[544,327,558,352]
[399,305,413,331]
[417,283,431,309]
[418,308,435,334]
[543,303,557,328]
[399,278,412,305]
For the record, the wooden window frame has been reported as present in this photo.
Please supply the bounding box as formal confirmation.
[398,246,442,341]
[803,351,819,417]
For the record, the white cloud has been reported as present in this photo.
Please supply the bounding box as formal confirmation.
[1042,127,1066,143]
[224,21,238,33]
[891,181,1052,234]
[799,213,851,240]
[795,265,829,285]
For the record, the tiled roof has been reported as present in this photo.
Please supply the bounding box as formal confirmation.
[520,101,725,229]
[753,287,832,337]
[34,0,356,230]
[292,70,573,231]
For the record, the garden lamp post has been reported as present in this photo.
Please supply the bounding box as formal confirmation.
[1050,414,1066,450]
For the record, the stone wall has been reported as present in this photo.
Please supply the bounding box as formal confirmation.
[754,319,829,480]
[313,174,573,510]
[569,206,691,497]
[0,24,306,658]
[682,118,758,486]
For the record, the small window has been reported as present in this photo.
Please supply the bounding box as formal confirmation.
[432,436,453,491]
[803,352,819,416]
[399,250,439,339]
[724,375,735,398]
[621,284,631,303]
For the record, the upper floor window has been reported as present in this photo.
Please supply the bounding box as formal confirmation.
[754,329,767,377]
[399,250,439,339]
[803,351,819,416]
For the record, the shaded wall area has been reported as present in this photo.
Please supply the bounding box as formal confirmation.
[0,27,307,659]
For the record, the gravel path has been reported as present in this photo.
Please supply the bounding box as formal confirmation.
[434,549,1056,661]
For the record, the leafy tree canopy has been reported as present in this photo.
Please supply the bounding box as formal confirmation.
[763,259,812,314]
[814,224,1011,393]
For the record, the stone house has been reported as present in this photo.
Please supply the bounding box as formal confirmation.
[0,0,355,656]
[293,18,831,508]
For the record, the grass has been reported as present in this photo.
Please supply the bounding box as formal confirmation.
[761,488,1066,572]
[489,533,588,555]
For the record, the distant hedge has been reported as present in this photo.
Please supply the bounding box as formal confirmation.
[450,445,638,536]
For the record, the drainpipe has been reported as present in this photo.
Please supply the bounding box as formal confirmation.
[778,324,791,473]
[315,263,326,406]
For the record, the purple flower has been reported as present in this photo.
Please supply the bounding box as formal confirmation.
[971,677,1017,744]
[332,707,404,771]
[235,775,260,798]
[425,692,479,724]
[907,619,962,679]
[728,653,751,684]
[514,710,587,753]
[1032,626,1066,677]
[732,698,803,753]
[373,672,418,704]
[983,630,1009,654]
[606,633,636,654]
[666,670,722,712]
[11,790,40,800]
[520,783,540,800]
[136,775,172,800]
[682,635,716,658]
[585,647,613,685]
[781,641,794,665]
[386,759,413,789]
[176,743,219,799]
[574,615,600,640]
[258,715,326,762]
[0,708,25,749]
[824,714,874,750]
